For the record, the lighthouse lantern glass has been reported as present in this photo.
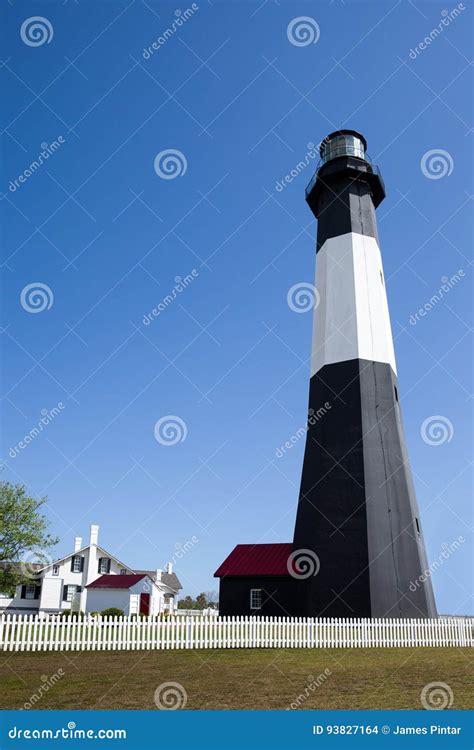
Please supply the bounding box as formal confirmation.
[321,134,365,164]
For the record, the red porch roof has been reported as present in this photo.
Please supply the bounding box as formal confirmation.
[214,543,293,577]
[86,574,146,589]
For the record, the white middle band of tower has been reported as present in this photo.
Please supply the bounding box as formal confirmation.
[311,232,397,377]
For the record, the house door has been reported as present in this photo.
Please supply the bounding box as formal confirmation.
[139,593,150,615]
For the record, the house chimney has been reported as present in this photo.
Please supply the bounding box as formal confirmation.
[156,568,162,581]
[74,537,82,552]
[166,562,173,574]
[89,524,99,546]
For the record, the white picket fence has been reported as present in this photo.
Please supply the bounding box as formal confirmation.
[0,614,472,652]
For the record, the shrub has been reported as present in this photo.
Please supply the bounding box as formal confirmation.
[100,608,124,618]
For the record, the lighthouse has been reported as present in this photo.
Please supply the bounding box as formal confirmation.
[214,130,437,619]
[292,130,437,618]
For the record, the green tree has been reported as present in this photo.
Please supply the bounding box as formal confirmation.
[178,595,197,610]
[0,482,58,595]
[205,590,219,609]
[196,592,207,610]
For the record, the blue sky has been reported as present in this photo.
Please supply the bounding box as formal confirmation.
[1,0,472,614]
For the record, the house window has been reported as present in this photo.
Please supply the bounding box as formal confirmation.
[120,568,127,575]
[72,556,82,573]
[98,558,110,574]
[250,589,262,610]
[52,565,59,576]
[24,584,36,600]
[66,585,79,602]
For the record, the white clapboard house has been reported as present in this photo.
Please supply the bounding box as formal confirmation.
[0,524,182,616]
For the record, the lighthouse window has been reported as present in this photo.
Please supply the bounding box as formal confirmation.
[380,270,384,285]
[415,518,421,535]
[250,589,262,610]
[394,386,399,402]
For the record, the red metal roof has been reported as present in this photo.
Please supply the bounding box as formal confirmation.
[214,543,293,577]
[86,574,146,589]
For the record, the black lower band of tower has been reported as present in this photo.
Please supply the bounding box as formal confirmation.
[292,359,437,619]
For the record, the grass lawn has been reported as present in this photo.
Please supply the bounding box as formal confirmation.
[0,647,471,711]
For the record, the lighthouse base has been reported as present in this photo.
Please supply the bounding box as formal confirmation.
[292,358,437,619]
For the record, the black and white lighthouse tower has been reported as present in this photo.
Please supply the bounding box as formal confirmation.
[293,130,437,619]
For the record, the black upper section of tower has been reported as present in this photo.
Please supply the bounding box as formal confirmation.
[305,131,386,251]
